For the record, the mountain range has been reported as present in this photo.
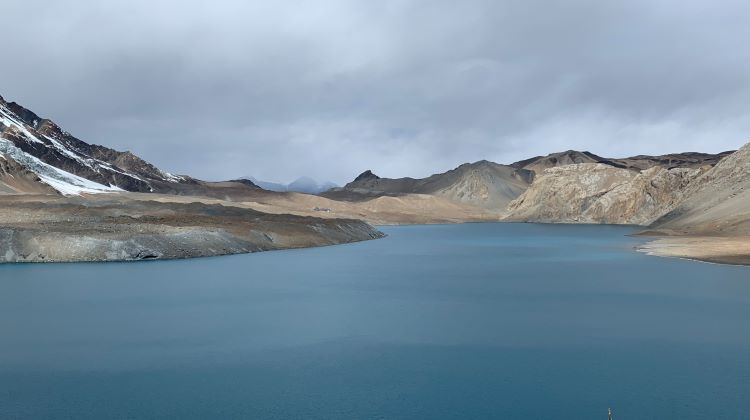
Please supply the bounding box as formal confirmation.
[1,92,748,264]
[324,148,735,225]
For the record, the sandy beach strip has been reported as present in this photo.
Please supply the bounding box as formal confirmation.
[638,236,750,266]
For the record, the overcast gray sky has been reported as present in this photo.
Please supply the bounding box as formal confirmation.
[2,0,749,183]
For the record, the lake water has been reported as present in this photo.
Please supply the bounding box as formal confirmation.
[0,223,749,419]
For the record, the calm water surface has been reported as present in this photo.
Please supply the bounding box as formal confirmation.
[1,223,749,419]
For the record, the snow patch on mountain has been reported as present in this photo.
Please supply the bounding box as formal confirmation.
[0,138,122,195]
[159,170,184,183]
[0,106,43,144]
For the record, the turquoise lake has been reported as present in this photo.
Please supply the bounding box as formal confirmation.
[1,223,749,419]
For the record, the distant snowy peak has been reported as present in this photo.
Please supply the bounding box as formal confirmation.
[0,94,191,195]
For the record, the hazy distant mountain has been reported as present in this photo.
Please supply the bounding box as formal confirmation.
[242,176,338,194]
[242,177,287,192]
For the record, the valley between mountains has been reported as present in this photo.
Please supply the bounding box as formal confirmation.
[1,94,748,264]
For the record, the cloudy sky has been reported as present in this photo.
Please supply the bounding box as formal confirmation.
[2,0,749,184]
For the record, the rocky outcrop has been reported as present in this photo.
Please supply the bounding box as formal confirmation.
[506,163,705,225]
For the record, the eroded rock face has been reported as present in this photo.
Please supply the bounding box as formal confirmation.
[506,163,705,225]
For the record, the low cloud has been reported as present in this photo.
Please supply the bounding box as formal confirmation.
[2,0,748,183]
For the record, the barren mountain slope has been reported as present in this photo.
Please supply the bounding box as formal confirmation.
[636,144,750,265]
[648,143,750,235]
[505,163,705,225]
[324,160,533,212]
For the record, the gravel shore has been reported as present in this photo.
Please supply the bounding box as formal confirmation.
[0,194,384,263]
[637,236,750,265]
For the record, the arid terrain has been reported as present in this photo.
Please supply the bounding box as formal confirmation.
[633,143,750,264]
[0,194,382,263]
[0,95,385,262]
[2,92,749,264]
